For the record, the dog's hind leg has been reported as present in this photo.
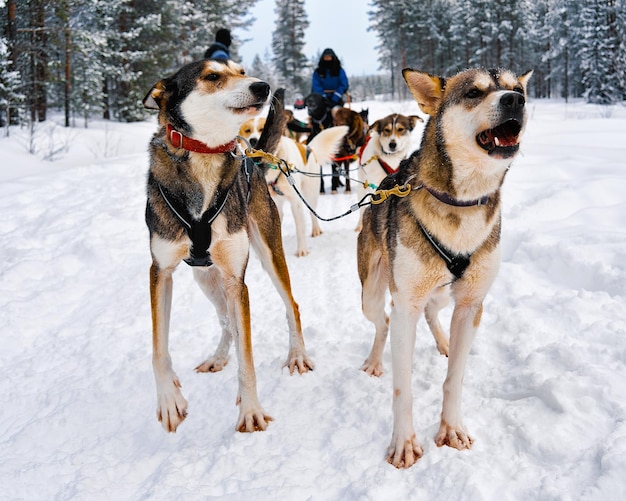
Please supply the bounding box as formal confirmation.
[299,168,322,237]
[193,268,233,373]
[150,257,189,433]
[287,196,310,257]
[343,161,351,193]
[249,217,313,375]
[424,288,450,357]
[331,163,341,193]
[359,249,389,377]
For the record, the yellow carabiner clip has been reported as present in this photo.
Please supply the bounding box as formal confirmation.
[371,183,412,205]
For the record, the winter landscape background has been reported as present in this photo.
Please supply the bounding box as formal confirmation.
[2,97,626,500]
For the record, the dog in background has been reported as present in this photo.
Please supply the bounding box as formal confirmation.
[142,59,314,435]
[355,113,423,231]
[239,115,347,253]
[284,109,311,143]
[358,67,532,467]
[329,107,368,194]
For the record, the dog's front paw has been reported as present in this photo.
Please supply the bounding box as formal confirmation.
[386,433,424,468]
[283,349,314,374]
[236,405,273,432]
[361,357,384,377]
[156,378,188,433]
[195,355,229,373]
[311,227,323,237]
[435,420,474,450]
[295,247,310,257]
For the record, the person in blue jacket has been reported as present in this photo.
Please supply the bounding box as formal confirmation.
[204,28,231,60]
[312,48,349,106]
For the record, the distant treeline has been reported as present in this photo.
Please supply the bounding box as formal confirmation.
[1,0,623,128]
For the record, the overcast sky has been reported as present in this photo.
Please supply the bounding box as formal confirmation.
[234,0,381,76]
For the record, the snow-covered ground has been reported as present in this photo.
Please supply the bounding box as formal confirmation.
[2,98,625,500]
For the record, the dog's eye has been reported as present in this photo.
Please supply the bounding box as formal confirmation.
[513,86,524,94]
[465,88,482,99]
[205,73,220,82]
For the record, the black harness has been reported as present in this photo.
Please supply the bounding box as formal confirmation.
[414,186,493,280]
[415,218,471,280]
[157,157,255,267]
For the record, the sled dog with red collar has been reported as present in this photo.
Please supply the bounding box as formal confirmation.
[355,113,423,231]
[143,59,313,434]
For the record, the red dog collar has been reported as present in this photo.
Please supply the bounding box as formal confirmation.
[166,124,237,154]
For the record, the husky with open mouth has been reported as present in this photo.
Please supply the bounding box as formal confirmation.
[357,67,532,468]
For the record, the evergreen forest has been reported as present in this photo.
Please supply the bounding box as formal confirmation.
[1,0,624,128]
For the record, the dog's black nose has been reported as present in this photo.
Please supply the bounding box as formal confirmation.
[389,141,397,150]
[249,138,258,148]
[500,92,525,110]
[250,81,270,100]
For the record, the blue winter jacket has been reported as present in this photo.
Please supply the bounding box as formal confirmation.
[312,68,349,104]
[204,42,230,60]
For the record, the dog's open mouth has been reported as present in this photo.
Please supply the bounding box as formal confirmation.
[477,119,522,158]
[231,102,266,114]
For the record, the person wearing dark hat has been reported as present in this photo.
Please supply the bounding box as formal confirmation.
[204,28,232,60]
[311,48,349,106]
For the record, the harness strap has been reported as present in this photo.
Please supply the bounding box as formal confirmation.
[359,137,399,177]
[157,158,254,267]
[378,158,397,176]
[415,217,471,280]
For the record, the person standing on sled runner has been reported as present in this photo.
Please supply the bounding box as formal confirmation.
[311,48,349,193]
[312,48,349,106]
[204,28,232,60]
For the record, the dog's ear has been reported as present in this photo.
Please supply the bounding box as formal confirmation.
[402,69,444,116]
[257,87,287,154]
[143,79,169,111]
[369,119,382,134]
[408,115,425,129]
[519,70,533,91]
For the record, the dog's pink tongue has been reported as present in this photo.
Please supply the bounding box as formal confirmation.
[497,133,518,147]
[479,127,519,148]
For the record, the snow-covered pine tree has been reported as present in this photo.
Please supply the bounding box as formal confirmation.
[368,0,410,99]
[580,0,623,104]
[271,0,310,102]
[248,51,279,91]
[0,38,24,133]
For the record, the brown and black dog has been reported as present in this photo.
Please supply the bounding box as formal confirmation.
[355,113,423,231]
[358,67,532,468]
[329,107,368,193]
[142,59,313,434]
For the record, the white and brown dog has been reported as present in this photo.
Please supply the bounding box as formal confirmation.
[239,116,347,255]
[142,59,314,434]
[358,67,532,467]
[355,113,423,231]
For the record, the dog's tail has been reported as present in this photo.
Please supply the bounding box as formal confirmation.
[302,126,349,174]
[256,88,288,155]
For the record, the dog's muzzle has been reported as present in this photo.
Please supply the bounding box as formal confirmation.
[477,91,525,158]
